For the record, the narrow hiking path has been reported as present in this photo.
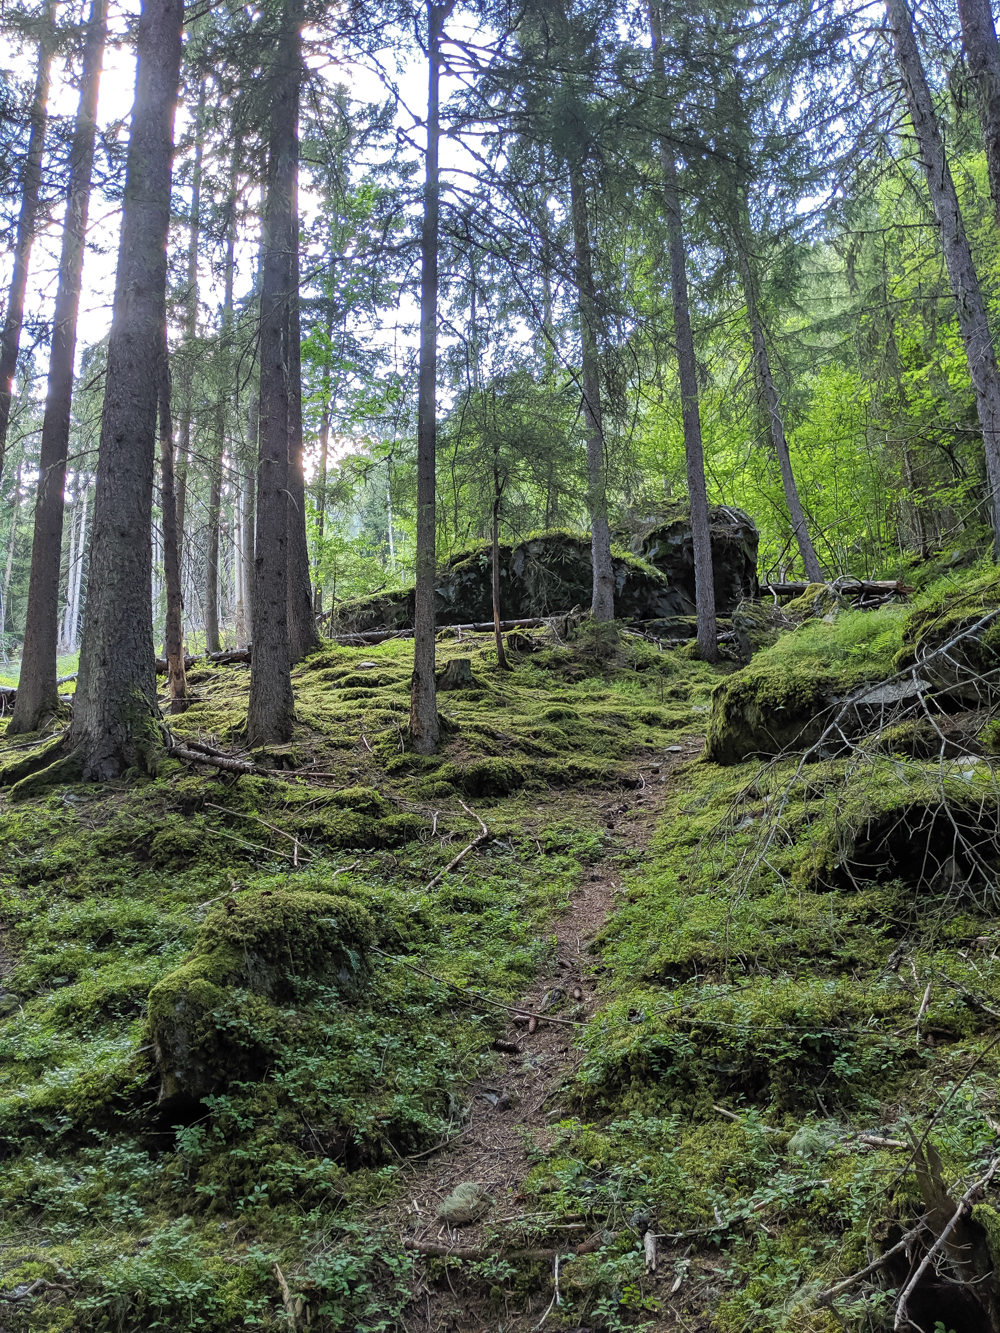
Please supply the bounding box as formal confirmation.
[387,737,705,1333]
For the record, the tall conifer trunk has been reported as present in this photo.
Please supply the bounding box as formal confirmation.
[0,1,55,486]
[158,350,187,711]
[650,5,717,661]
[733,213,823,582]
[173,80,206,558]
[410,0,452,754]
[568,168,615,622]
[11,0,107,734]
[958,0,1000,225]
[247,0,300,744]
[287,243,318,661]
[888,0,1000,553]
[63,0,183,779]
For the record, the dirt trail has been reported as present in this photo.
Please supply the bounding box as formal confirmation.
[389,739,704,1333]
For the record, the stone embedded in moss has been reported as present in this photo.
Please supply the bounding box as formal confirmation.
[436,757,530,796]
[327,786,389,816]
[783,583,849,621]
[148,889,374,1108]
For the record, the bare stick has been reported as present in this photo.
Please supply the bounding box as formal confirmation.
[205,801,311,854]
[894,1158,1000,1331]
[404,1234,611,1262]
[424,801,490,889]
[814,1218,928,1306]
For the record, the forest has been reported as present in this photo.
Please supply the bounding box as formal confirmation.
[2,0,1000,1327]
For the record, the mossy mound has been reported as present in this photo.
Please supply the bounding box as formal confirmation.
[706,605,908,763]
[782,582,850,620]
[896,564,1000,705]
[149,889,374,1107]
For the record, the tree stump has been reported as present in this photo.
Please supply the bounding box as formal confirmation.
[436,658,474,690]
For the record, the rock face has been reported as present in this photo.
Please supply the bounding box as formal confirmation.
[148,889,374,1109]
[336,505,759,632]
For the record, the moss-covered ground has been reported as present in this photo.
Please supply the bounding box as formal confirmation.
[0,625,720,1330]
[2,571,1000,1332]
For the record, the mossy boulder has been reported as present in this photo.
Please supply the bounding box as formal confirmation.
[705,609,914,764]
[335,506,758,632]
[896,570,1000,705]
[783,583,849,620]
[148,889,374,1108]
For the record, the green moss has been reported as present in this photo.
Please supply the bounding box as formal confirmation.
[437,757,531,796]
[706,606,907,764]
[148,889,374,1105]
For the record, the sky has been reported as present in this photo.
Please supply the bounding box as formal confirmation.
[0,0,484,391]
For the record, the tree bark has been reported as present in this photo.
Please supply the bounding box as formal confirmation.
[287,242,318,661]
[958,0,1000,226]
[173,79,206,563]
[158,349,187,712]
[0,1,55,487]
[568,166,615,622]
[650,6,717,661]
[65,0,183,780]
[66,484,88,649]
[247,0,300,745]
[410,0,452,754]
[888,0,1000,553]
[10,0,107,734]
[733,217,824,582]
[491,460,508,670]
[2,457,24,649]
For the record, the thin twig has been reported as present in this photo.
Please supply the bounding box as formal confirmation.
[424,801,490,889]
[814,1218,928,1306]
[205,802,312,855]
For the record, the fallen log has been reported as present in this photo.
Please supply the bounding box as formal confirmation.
[155,655,199,673]
[207,648,251,665]
[762,579,912,598]
[403,1233,614,1262]
[322,618,548,645]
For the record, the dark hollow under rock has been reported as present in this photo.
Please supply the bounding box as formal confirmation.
[335,504,759,634]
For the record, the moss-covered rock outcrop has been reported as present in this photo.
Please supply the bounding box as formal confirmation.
[896,565,1000,705]
[706,605,910,764]
[149,889,374,1108]
[336,505,759,632]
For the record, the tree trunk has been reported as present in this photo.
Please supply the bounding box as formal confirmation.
[492,462,508,671]
[287,243,318,661]
[9,0,107,734]
[568,166,615,622]
[65,0,183,780]
[247,0,300,745]
[2,457,24,648]
[888,0,1000,554]
[409,0,452,754]
[237,392,257,651]
[650,6,717,661]
[0,0,54,487]
[204,456,222,653]
[734,217,824,582]
[158,349,187,712]
[67,484,88,649]
[958,0,1000,226]
[60,491,78,652]
[173,78,206,563]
